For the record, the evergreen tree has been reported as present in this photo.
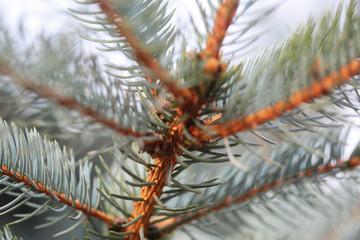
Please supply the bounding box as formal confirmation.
[1,0,360,239]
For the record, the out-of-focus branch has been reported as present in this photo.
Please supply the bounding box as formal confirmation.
[205,0,239,59]
[0,60,148,139]
[153,157,360,236]
[98,0,195,106]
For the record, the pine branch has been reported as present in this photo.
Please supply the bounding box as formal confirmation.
[0,60,148,139]
[190,58,360,143]
[97,0,196,106]
[205,0,239,59]
[153,157,360,236]
[0,165,113,224]
[0,118,117,235]
[123,154,178,240]
[117,0,243,227]
[188,0,239,114]
[1,1,360,239]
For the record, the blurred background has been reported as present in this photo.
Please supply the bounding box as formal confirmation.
[0,0,353,239]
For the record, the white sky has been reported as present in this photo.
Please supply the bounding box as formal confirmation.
[0,0,351,52]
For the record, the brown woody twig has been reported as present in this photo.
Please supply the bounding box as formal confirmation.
[153,157,360,235]
[124,154,178,239]
[190,58,360,143]
[98,0,195,107]
[0,165,114,224]
[0,60,147,139]
[205,0,239,59]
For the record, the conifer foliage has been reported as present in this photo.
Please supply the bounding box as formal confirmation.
[1,0,360,239]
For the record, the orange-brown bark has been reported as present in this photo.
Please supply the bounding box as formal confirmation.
[0,165,114,224]
[205,0,239,59]
[123,114,185,238]
[124,154,178,239]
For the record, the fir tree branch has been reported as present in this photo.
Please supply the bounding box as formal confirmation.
[123,154,178,240]
[0,165,114,225]
[174,0,239,118]
[153,157,360,236]
[0,60,148,139]
[205,0,239,59]
[97,0,195,106]
[190,58,360,143]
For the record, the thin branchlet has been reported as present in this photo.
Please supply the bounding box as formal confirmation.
[0,60,150,139]
[205,0,239,59]
[0,165,114,224]
[190,58,360,143]
[97,0,196,107]
[153,157,360,235]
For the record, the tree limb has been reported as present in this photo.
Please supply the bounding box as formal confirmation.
[205,0,239,59]
[190,58,360,143]
[0,165,114,225]
[0,60,148,139]
[153,157,360,236]
[97,0,195,106]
